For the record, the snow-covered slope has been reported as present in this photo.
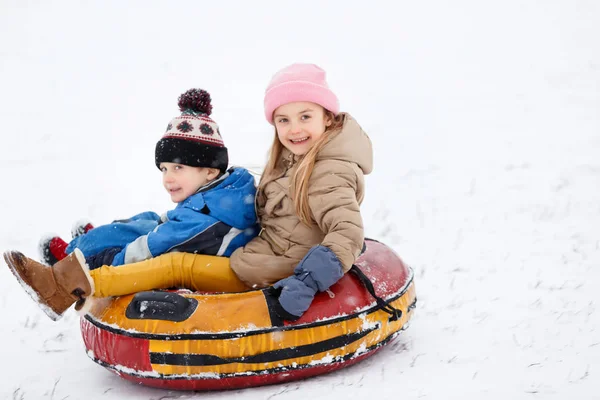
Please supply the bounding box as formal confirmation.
[1,1,598,399]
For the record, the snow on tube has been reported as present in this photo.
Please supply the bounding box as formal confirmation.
[80,239,416,391]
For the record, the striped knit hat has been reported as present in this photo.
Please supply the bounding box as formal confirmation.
[155,89,228,173]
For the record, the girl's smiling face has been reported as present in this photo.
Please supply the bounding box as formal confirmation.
[273,102,332,156]
[160,163,219,203]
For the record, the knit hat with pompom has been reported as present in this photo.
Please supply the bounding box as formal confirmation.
[155,89,228,173]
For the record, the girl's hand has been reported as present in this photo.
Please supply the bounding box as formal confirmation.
[269,245,344,321]
[271,274,318,320]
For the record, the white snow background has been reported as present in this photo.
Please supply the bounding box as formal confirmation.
[1,1,598,399]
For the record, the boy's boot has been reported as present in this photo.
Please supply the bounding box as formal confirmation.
[71,219,95,239]
[3,249,94,321]
[38,235,68,266]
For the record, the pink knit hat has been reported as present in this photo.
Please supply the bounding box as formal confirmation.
[264,63,340,124]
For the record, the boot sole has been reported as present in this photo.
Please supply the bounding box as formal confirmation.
[3,252,62,321]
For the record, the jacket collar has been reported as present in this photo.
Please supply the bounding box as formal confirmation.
[194,167,232,195]
[317,113,373,175]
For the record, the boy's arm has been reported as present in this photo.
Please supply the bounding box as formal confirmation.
[110,210,237,265]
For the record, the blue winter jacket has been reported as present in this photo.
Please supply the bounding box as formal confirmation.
[74,167,259,267]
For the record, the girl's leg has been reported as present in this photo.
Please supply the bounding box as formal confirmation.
[66,219,159,256]
[91,252,249,297]
[3,249,248,320]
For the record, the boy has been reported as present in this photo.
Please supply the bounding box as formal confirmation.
[40,89,258,270]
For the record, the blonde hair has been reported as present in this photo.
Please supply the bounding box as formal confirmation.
[259,110,345,225]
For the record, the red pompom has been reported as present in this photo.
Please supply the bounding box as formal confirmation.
[178,89,213,116]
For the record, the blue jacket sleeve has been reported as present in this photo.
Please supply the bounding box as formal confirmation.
[110,209,230,266]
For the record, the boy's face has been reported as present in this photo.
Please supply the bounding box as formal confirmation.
[160,163,220,203]
[272,101,332,156]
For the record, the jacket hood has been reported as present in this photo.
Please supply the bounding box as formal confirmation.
[178,167,257,229]
[317,113,373,174]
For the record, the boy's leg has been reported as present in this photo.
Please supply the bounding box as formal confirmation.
[71,219,95,239]
[91,252,249,297]
[39,235,69,265]
[66,220,159,257]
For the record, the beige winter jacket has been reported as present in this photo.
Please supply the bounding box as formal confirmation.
[230,114,373,288]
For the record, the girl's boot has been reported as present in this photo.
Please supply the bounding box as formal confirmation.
[5,250,248,322]
[3,249,94,320]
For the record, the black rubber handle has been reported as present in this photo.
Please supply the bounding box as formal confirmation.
[125,291,198,322]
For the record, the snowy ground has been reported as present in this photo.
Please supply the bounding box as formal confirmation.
[1,1,599,399]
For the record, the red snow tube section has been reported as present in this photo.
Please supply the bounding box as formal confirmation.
[80,239,416,390]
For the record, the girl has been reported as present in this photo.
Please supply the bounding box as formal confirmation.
[4,63,373,321]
